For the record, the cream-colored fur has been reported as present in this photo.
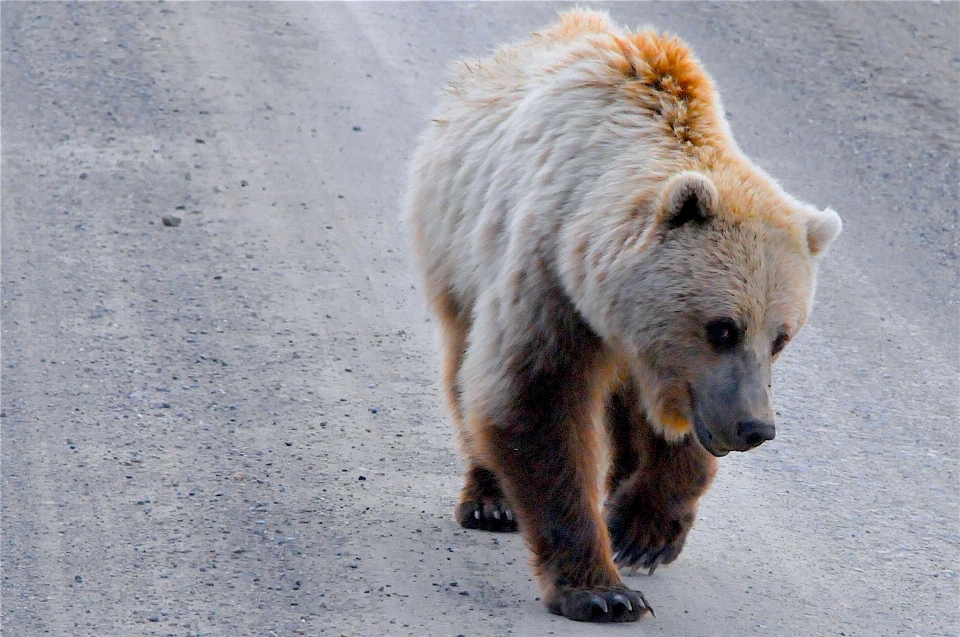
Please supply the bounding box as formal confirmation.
[405,8,841,440]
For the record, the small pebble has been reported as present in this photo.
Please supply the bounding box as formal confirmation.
[75,575,82,583]
[161,216,181,227]
[358,475,366,481]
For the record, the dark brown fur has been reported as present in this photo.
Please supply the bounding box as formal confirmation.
[605,377,717,573]
[456,284,652,620]
[437,280,711,619]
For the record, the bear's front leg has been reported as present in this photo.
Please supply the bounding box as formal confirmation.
[464,310,653,622]
[605,382,717,575]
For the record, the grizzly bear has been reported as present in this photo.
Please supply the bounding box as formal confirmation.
[404,9,841,623]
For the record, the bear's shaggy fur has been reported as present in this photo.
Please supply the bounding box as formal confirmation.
[405,9,841,623]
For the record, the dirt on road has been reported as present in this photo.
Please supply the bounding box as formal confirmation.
[2,3,957,637]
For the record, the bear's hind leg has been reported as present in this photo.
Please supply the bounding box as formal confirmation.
[604,379,717,575]
[455,465,518,532]
[433,290,518,532]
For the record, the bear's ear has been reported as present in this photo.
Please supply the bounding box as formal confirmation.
[658,171,718,231]
[802,205,842,257]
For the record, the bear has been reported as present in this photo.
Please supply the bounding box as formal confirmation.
[404,9,842,623]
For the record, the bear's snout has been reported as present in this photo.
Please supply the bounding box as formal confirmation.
[690,352,775,457]
[736,420,776,450]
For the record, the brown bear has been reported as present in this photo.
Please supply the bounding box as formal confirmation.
[404,9,841,623]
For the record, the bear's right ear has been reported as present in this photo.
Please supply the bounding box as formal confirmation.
[657,171,718,231]
[801,205,843,257]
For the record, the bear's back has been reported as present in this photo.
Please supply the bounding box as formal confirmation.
[405,10,736,312]
[442,9,727,152]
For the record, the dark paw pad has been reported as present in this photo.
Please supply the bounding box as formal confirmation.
[548,588,653,623]
[455,498,518,532]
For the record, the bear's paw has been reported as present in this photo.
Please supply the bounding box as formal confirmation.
[607,487,697,575]
[455,497,519,533]
[547,586,653,623]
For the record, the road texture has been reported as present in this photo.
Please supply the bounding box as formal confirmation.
[2,3,957,636]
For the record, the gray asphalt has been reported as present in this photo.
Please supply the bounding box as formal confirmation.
[2,3,957,637]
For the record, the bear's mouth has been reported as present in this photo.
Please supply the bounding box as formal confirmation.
[690,390,730,458]
[692,414,729,457]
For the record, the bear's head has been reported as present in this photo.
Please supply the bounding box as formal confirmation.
[623,169,842,456]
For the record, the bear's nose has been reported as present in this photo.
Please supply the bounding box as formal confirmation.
[737,420,776,450]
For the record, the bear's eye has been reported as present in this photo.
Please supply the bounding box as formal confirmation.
[772,333,790,357]
[705,318,741,352]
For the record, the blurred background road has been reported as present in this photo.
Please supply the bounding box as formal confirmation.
[2,3,957,636]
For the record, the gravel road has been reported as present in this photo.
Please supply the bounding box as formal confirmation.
[2,3,957,637]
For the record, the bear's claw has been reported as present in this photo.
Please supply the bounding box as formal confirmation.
[610,592,632,612]
[590,594,609,615]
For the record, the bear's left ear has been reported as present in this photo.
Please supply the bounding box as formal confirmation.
[657,171,718,231]
[802,205,843,257]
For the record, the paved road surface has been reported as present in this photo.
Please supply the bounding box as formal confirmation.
[2,3,957,636]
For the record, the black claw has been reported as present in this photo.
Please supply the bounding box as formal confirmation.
[645,547,664,571]
[636,549,655,567]
[589,594,609,615]
[455,501,482,529]
[610,593,632,612]
[620,545,639,567]
[637,590,655,617]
